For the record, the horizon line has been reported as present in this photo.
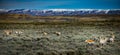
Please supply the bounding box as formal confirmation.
[0,8,120,10]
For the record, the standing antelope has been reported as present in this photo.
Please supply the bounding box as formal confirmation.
[99,37,108,45]
[15,30,23,36]
[15,30,23,34]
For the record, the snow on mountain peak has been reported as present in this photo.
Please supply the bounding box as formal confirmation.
[0,9,9,12]
[0,9,120,16]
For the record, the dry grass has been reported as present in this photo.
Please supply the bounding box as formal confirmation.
[0,21,120,55]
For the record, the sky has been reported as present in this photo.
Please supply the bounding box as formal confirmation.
[0,0,120,9]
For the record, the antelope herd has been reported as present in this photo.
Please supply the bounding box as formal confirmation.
[85,33,116,47]
[3,30,61,37]
[3,30,23,36]
[3,29,115,47]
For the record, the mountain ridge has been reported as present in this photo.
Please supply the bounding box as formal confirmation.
[0,9,120,16]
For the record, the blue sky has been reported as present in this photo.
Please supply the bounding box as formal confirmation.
[0,0,120,9]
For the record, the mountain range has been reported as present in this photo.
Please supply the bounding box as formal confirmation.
[0,9,120,16]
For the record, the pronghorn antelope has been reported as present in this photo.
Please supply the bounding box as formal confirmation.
[3,30,12,35]
[14,30,23,36]
[54,31,61,36]
[42,32,48,36]
[85,39,95,45]
[99,37,108,45]
[15,30,23,34]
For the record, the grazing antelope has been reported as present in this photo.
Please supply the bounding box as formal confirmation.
[3,30,12,36]
[99,37,108,45]
[54,31,61,36]
[85,39,95,45]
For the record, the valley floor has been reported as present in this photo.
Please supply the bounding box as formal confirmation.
[0,21,120,55]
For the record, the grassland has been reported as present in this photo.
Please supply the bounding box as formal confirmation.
[0,15,120,55]
[0,14,120,23]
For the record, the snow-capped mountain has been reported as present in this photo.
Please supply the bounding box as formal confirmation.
[0,9,120,16]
